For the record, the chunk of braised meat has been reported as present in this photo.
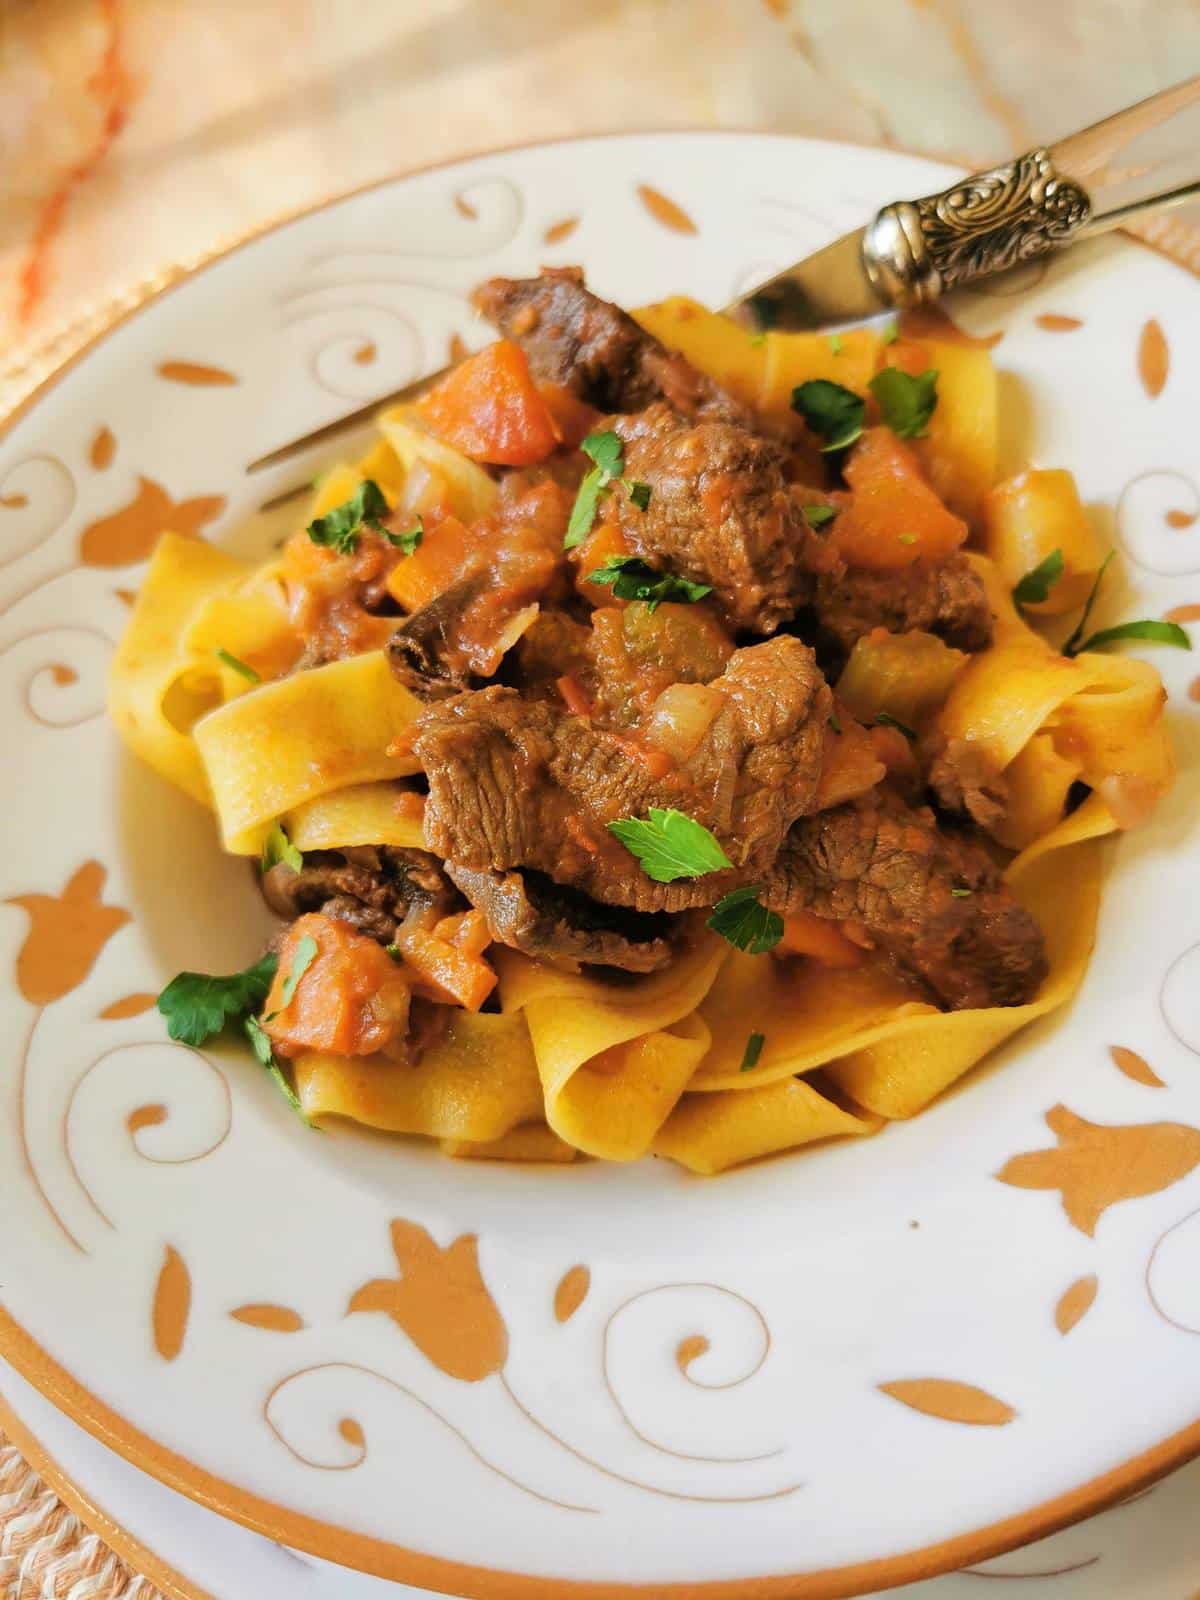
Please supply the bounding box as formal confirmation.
[927,737,1009,832]
[261,846,460,945]
[812,553,993,661]
[611,404,839,634]
[387,574,492,701]
[763,792,1047,1010]
[473,267,747,423]
[445,863,676,974]
[387,476,574,698]
[414,635,831,912]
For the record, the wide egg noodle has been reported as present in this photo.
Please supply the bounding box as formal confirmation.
[284,782,427,853]
[108,532,249,805]
[653,1076,877,1176]
[494,935,725,1160]
[292,1010,543,1139]
[193,650,423,856]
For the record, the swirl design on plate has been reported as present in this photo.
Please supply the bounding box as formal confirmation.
[279,296,424,403]
[1145,1204,1200,1334]
[0,624,113,727]
[264,1362,595,1513]
[1161,943,1200,1056]
[1116,470,1200,577]
[63,1039,233,1231]
[603,1284,781,1464]
[0,455,76,568]
[305,177,523,270]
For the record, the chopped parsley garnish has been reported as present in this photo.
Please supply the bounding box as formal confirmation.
[749,331,766,348]
[881,320,899,345]
[828,712,843,735]
[628,480,652,511]
[897,532,917,546]
[156,954,278,1047]
[1012,548,1065,608]
[564,430,625,549]
[1061,551,1190,658]
[244,1015,314,1124]
[740,1031,767,1072]
[791,379,865,452]
[802,504,837,530]
[828,332,844,356]
[261,821,303,874]
[608,807,733,883]
[279,935,319,1007]
[1074,618,1191,654]
[306,478,389,555]
[874,711,917,741]
[707,885,784,954]
[950,887,973,899]
[385,514,423,556]
[587,555,712,613]
[868,366,938,439]
[215,647,259,684]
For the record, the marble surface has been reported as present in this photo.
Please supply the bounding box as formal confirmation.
[2,0,1200,373]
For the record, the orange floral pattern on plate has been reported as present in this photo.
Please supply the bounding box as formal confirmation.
[7,861,129,1005]
[879,1379,1016,1426]
[79,477,225,566]
[347,1219,508,1381]
[996,1105,1200,1236]
[152,1246,191,1361]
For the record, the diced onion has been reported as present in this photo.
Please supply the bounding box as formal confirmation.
[645,683,724,761]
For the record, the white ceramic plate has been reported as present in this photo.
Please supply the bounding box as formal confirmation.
[1,133,1199,1599]
[7,1352,1200,1600]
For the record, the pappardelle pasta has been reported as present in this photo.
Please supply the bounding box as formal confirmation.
[109,269,1183,1173]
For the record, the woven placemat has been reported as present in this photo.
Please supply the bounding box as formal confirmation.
[0,1432,164,1600]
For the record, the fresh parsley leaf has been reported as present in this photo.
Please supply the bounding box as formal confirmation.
[868,367,938,439]
[881,320,899,345]
[740,1031,766,1072]
[791,379,865,452]
[384,514,423,556]
[707,885,784,954]
[1073,619,1192,655]
[802,504,837,530]
[1012,548,1065,608]
[608,807,733,883]
[1062,551,1115,657]
[950,887,973,899]
[897,533,917,546]
[828,712,843,735]
[749,331,766,348]
[628,480,652,511]
[214,647,259,683]
[261,821,303,874]
[587,555,712,614]
[564,468,605,549]
[280,935,319,1007]
[244,1016,315,1125]
[828,332,843,356]
[564,432,625,550]
[582,429,624,479]
[306,478,389,555]
[157,954,278,1047]
[874,711,917,741]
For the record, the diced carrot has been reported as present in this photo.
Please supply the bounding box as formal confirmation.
[419,340,561,466]
[538,381,601,449]
[385,514,471,612]
[776,910,864,968]
[879,338,933,379]
[573,521,631,606]
[557,673,594,716]
[392,926,498,1012]
[832,427,967,571]
[263,913,411,1058]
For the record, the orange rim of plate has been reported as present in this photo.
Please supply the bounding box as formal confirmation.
[2,129,1199,1599]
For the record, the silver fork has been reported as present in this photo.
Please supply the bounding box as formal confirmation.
[248,74,1200,489]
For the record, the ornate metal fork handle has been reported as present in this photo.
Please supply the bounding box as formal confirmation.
[862,148,1093,306]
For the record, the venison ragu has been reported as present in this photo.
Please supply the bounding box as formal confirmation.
[264,269,1046,1013]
